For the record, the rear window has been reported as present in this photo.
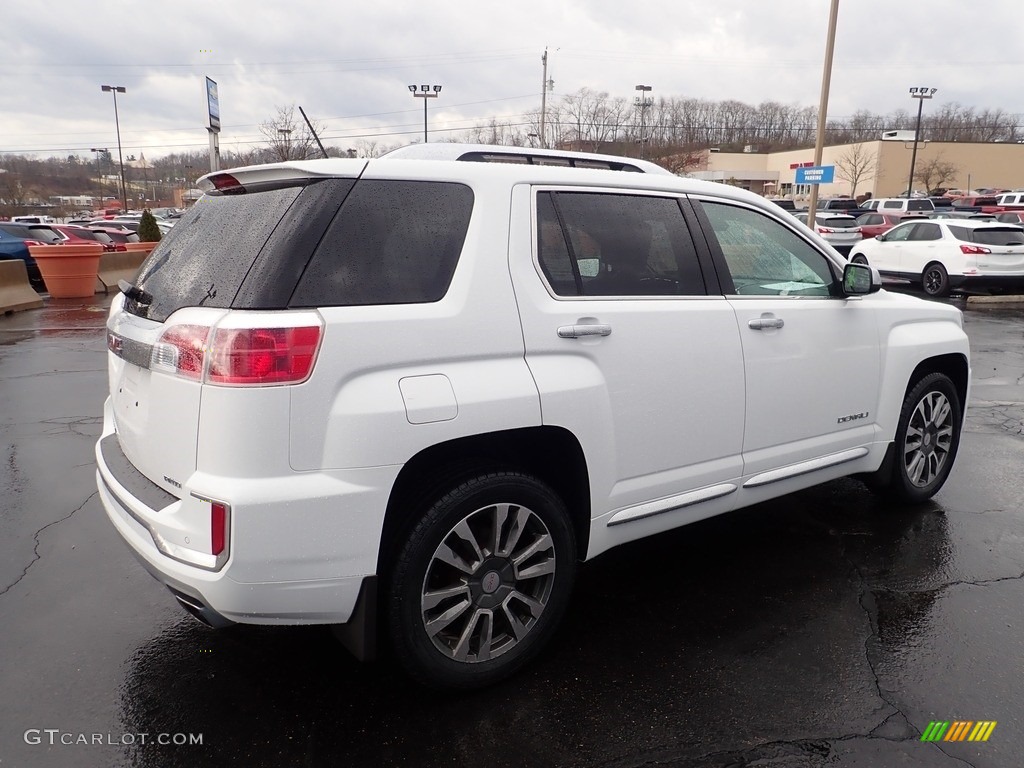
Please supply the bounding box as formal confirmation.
[907,200,935,211]
[947,226,1024,245]
[817,216,856,228]
[129,183,311,321]
[289,180,472,307]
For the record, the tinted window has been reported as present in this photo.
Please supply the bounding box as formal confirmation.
[290,181,472,307]
[907,200,934,211]
[971,227,1024,246]
[131,183,307,321]
[884,224,915,242]
[536,191,705,297]
[701,201,836,297]
[882,201,901,210]
[817,216,856,228]
[909,222,942,241]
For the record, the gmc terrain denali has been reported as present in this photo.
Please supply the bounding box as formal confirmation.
[96,144,970,689]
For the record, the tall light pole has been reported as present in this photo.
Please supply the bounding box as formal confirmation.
[278,127,292,160]
[635,85,653,159]
[89,148,107,211]
[409,84,442,143]
[101,85,128,213]
[907,87,937,197]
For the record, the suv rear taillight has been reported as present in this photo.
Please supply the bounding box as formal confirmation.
[152,325,210,380]
[207,326,321,385]
[960,244,992,255]
[151,317,322,386]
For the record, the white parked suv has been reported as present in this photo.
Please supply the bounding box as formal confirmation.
[96,144,970,689]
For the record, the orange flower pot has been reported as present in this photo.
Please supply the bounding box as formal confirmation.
[124,242,157,255]
[28,243,105,298]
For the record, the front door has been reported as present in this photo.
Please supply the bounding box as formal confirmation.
[692,197,882,479]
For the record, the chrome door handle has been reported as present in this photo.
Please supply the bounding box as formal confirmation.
[558,324,612,338]
[748,316,784,330]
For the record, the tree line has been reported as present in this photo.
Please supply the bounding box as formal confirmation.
[2,93,1020,214]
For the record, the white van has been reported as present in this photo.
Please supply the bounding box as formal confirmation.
[870,198,935,215]
[11,215,56,224]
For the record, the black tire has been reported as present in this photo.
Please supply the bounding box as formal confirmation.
[870,372,962,504]
[387,472,576,689]
[850,253,868,265]
[922,262,950,297]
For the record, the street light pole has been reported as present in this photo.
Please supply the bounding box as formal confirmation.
[907,87,937,197]
[408,84,442,143]
[278,127,293,160]
[89,147,107,211]
[100,85,128,213]
[634,85,653,159]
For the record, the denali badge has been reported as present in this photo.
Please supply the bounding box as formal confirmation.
[837,412,869,424]
[163,476,183,489]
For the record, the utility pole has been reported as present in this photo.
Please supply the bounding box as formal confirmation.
[907,87,937,197]
[540,48,549,149]
[806,0,839,218]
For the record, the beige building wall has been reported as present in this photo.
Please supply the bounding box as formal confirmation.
[703,141,1024,199]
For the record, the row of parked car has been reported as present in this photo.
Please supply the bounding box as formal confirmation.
[783,196,1024,298]
[0,216,163,292]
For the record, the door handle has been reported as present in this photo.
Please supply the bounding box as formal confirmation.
[748,315,785,330]
[558,324,612,338]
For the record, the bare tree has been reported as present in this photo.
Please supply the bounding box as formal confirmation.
[259,105,327,161]
[913,154,959,194]
[834,143,880,196]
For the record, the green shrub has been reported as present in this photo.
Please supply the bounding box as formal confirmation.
[138,209,162,242]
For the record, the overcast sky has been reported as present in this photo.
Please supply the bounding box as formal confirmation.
[4,0,1023,163]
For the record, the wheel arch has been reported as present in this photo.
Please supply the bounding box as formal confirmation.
[378,426,593,575]
[907,352,969,414]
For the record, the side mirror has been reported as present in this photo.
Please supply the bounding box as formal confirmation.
[875,234,883,240]
[842,262,881,296]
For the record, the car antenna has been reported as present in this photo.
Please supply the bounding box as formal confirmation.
[298,106,329,159]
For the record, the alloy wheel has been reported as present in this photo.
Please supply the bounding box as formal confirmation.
[420,502,557,663]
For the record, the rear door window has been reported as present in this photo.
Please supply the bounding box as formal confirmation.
[535,191,706,297]
[909,222,942,241]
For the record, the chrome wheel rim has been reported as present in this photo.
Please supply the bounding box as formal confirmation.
[420,503,556,663]
[904,391,954,487]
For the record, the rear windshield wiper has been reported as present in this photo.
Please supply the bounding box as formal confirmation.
[118,279,153,306]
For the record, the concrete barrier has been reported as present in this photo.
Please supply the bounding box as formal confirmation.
[0,260,44,314]
[96,251,147,294]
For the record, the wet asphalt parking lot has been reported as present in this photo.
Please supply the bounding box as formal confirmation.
[1,290,1022,768]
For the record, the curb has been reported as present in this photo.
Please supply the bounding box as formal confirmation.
[966,295,1024,305]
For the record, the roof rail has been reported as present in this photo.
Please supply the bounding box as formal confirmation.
[380,143,673,175]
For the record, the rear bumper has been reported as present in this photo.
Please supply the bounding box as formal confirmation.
[950,274,1024,291]
[95,401,400,628]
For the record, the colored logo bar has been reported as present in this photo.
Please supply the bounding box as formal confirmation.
[921,721,997,742]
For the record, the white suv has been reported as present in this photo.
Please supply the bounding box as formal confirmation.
[96,144,970,689]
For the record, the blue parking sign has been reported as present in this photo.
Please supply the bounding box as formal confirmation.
[795,165,835,184]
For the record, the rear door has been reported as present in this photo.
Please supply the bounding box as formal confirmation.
[510,185,746,542]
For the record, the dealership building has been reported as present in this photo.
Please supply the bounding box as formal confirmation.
[687,138,1024,198]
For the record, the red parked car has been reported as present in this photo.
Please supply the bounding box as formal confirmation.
[51,224,117,251]
[89,226,140,251]
[855,212,926,238]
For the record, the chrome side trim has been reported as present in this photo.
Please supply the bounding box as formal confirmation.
[743,447,869,488]
[607,483,738,527]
